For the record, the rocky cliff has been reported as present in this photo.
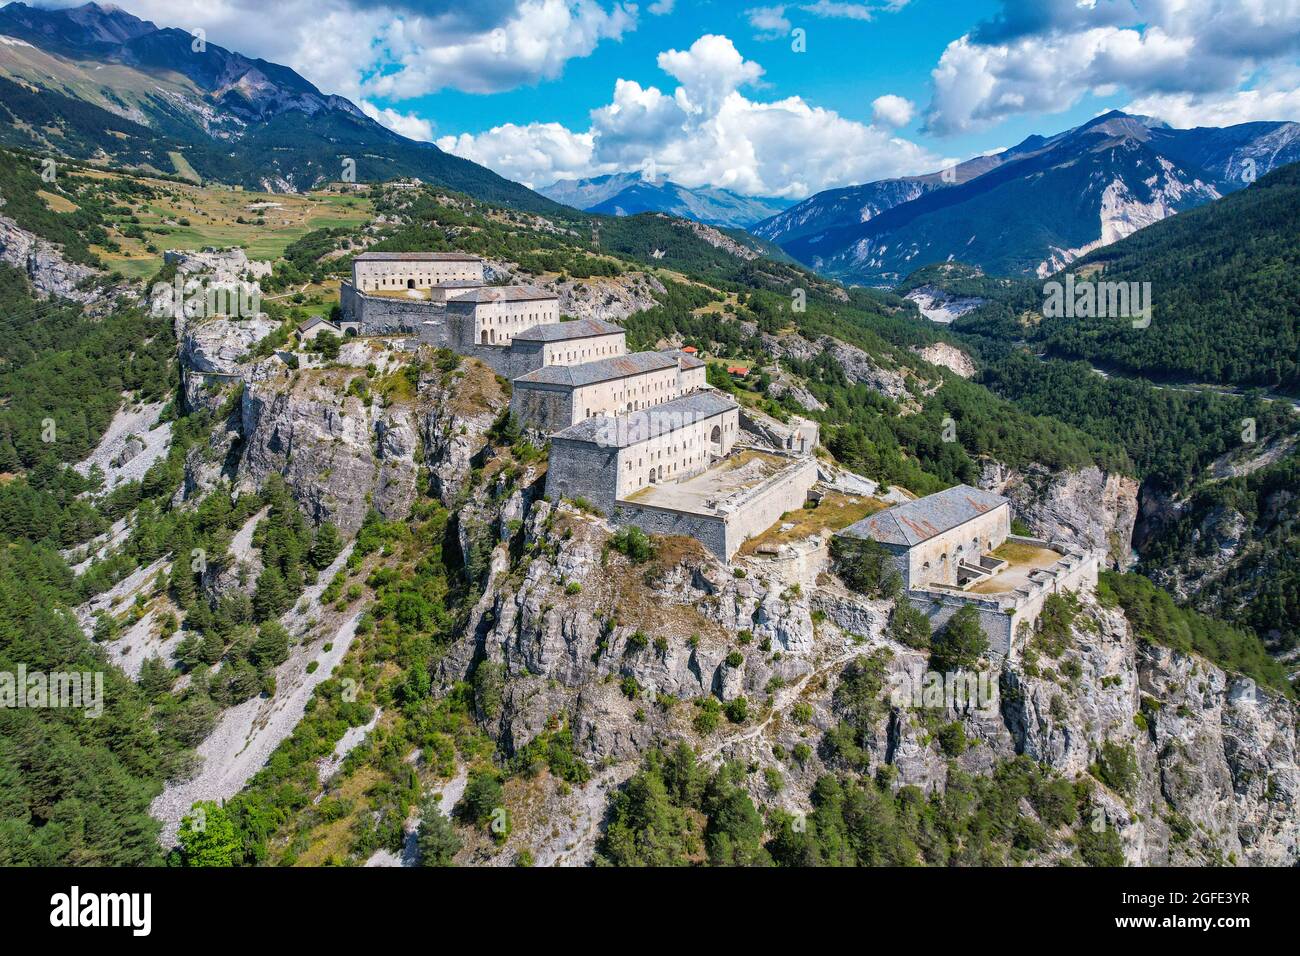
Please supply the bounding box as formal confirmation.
[981,461,1139,568]
[235,353,420,535]
[418,433,1293,865]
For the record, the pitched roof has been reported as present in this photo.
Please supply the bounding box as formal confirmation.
[552,391,737,447]
[297,316,339,333]
[512,318,624,343]
[514,351,679,388]
[840,485,1008,546]
[446,285,557,304]
[354,251,481,262]
[660,348,705,369]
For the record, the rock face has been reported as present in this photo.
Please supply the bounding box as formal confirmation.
[912,341,975,378]
[439,499,831,765]
[762,331,923,406]
[0,214,96,300]
[418,359,507,507]
[165,247,272,282]
[178,314,279,412]
[236,359,419,534]
[555,271,665,323]
[981,462,1139,567]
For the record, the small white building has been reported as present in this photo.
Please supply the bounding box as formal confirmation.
[297,316,343,343]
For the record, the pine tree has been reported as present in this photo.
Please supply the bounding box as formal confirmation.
[416,798,462,867]
[311,522,343,569]
[253,565,289,620]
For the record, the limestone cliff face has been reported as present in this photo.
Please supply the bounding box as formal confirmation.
[426,433,1295,864]
[235,359,419,535]
[177,314,279,413]
[418,359,508,507]
[981,461,1139,567]
[0,214,96,300]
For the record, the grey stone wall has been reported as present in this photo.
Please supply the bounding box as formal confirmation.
[342,282,449,337]
[909,592,1016,657]
[545,437,620,512]
[512,385,575,433]
[721,456,818,554]
[613,502,729,560]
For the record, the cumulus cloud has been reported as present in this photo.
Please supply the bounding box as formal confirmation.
[924,0,1300,135]
[872,94,915,127]
[359,101,435,141]
[438,34,941,197]
[37,0,637,101]
[1125,69,1300,127]
[436,123,602,189]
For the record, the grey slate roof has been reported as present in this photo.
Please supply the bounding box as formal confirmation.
[552,391,737,447]
[354,251,480,262]
[446,285,557,304]
[297,316,339,333]
[660,348,705,369]
[840,484,1007,546]
[514,351,679,388]
[513,318,624,343]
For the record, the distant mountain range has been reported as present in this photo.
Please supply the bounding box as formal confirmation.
[539,173,794,229]
[0,1,562,211]
[756,111,1300,285]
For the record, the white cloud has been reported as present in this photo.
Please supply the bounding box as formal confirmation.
[40,0,638,101]
[746,6,793,40]
[438,34,941,197]
[657,34,765,115]
[924,0,1300,135]
[1125,70,1300,127]
[746,0,909,40]
[365,0,637,98]
[648,0,675,13]
[359,101,435,141]
[436,123,601,189]
[872,94,915,127]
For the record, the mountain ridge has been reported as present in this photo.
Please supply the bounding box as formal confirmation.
[539,172,793,229]
[759,110,1300,285]
[0,1,564,210]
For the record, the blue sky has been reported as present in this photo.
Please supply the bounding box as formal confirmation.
[44,0,1300,197]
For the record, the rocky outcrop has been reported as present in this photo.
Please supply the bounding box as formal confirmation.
[555,271,664,323]
[912,341,975,378]
[0,214,96,300]
[981,462,1139,567]
[418,359,508,507]
[177,314,279,412]
[164,247,272,282]
[235,359,419,534]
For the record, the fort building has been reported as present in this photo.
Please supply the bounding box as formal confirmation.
[510,350,706,433]
[445,285,562,346]
[351,251,484,292]
[334,247,821,562]
[510,318,626,368]
[837,485,1101,657]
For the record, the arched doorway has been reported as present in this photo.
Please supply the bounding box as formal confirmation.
[709,424,723,456]
[481,330,489,344]
[648,470,657,484]
[407,278,416,289]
